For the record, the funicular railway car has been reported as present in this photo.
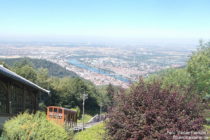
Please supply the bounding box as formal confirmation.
[47,106,77,127]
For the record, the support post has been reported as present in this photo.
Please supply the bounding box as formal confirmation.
[82,93,88,131]
[99,103,102,121]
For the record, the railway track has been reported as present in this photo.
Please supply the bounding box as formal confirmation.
[73,121,103,132]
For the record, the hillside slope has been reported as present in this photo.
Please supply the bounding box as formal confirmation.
[1,57,78,78]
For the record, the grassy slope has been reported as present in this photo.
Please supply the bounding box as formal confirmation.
[74,122,105,140]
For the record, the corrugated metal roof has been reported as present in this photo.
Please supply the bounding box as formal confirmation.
[47,106,77,113]
[0,65,50,94]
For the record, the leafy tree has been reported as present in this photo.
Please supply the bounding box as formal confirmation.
[187,41,210,95]
[106,80,205,140]
[14,65,37,83]
[36,68,50,89]
[161,69,191,89]
[96,86,111,112]
[106,83,115,107]
[0,61,10,69]
[45,78,61,106]
[14,57,34,68]
[145,68,192,94]
[50,77,100,115]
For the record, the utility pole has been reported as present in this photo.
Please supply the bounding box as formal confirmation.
[99,103,102,121]
[82,93,88,131]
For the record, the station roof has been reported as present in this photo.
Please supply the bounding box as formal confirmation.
[0,65,50,94]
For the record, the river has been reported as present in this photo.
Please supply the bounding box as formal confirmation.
[68,59,131,83]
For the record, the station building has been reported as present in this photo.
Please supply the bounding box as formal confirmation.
[0,65,49,128]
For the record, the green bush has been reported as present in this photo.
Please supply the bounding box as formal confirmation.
[74,122,105,140]
[2,111,69,140]
[77,114,93,123]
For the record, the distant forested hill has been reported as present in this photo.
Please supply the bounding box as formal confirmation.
[1,57,78,78]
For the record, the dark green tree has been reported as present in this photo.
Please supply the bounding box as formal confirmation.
[106,83,115,107]
[36,68,50,89]
[14,65,37,83]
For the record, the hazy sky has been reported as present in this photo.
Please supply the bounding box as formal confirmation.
[0,0,210,41]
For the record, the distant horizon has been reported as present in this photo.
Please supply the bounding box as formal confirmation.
[0,37,200,50]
